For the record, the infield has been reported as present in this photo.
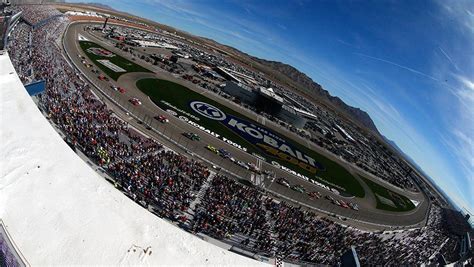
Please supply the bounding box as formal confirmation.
[79,41,150,80]
[360,175,416,212]
[137,78,367,198]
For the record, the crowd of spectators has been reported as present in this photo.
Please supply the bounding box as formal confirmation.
[192,175,272,248]
[190,175,459,265]
[108,150,210,219]
[14,5,62,26]
[10,5,211,228]
[7,22,32,83]
[6,5,463,266]
[114,25,419,193]
[91,20,421,193]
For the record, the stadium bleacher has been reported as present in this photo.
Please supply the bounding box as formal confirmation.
[3,4,469,266]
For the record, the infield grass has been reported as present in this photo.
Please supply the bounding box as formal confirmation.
[360,175,416,212]
[79,41,150,80]
[137,78,367,198]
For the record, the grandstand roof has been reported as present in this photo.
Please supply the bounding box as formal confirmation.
[293,106,319,120]
[0,53,266,265]
[131,39,180,49]
[259,87,284,103]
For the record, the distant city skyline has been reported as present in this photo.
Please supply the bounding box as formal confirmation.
[69,0,473,215]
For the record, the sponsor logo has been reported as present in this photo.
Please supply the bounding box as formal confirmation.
[186,100,341,193]
[190,101,226,121]
[187,100,322,173]
[225,115,319,173]
[166,109,178,116]
[160,100,200,121]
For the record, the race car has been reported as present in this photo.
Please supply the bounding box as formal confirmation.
[154,115,169,123]
[349,202,359,211]
[111,85,126,93]
[291,184,306,193]
[338,200,350,209]
[276,178,291,188]
[247,163,261,173]
[98,74,109,81]
[236,160,250,170]
[129,97,142,106]
[325,195,335,202]
[182,132,200,141]
[206,144,219,154]
[218,148,231,158]
[308,191,322,199]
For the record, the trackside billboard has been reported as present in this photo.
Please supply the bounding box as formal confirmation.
[158,98,347,196]
[189,100,324,174]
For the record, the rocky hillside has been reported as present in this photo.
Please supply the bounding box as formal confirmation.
[251,57,379,133]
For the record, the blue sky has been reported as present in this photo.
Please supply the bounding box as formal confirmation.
[71,0,473,215]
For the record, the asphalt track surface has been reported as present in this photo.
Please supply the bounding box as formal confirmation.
[63,21,429,230]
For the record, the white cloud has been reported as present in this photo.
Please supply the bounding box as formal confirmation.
[457,75,474,91]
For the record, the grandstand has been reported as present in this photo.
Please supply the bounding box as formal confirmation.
[0,5,267,266]
[0,3,470,266]
[442,208,472,236]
